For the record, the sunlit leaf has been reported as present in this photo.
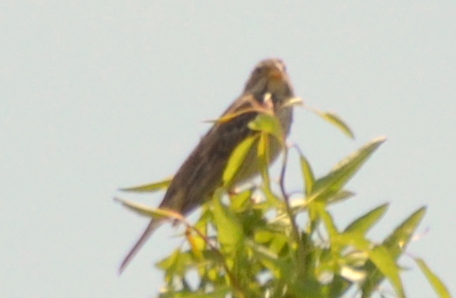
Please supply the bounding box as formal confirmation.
[156,249,198,286]
[327,190,355,205]
[368,245,404,298]
[212,189,244,251]
[306,137,386,204]
[297,149,315,195]
[361,207,426,296]
[383,206,426,257]
[268,232,288,255]
[282,96,304,108]
[337,232,371,251]
[307,106,355,139]
[114,197,180,220]
[230,189,253,212]
[249,240,289,280]
[248,113,284,142]
[120,177,172,193]
[336,233,404,297]
[340,266,366,282]
[344,203,389,235]
[316,202,339,241]
[415,258,451,298]
[186,228,204,261]
[204,107,264,124]
[254,229,274,243]
[204,94,273,125]
[222,135,258,186]
[258,133,271,187]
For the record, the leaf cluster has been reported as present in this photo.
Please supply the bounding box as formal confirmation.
[118,103,449,298]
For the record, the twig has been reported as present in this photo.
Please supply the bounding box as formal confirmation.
[278,145,306,278]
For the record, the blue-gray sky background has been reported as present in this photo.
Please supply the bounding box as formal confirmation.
[1,1,455,297]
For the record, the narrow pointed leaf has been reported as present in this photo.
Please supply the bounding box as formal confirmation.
[223,135,258,186]
[115,197,180,220]
[316,202,339,241]
[307,137,386,204]
[282,96,304,108]
[204,107,264,124]
[383,206,427,257]
[298,150,315,195]
[344,203,389,235]
[120,177,172,193]
[308,107,355,139]
[337,232,371,250]
[361,207,426,296]
[230,189,253,212]
[415,258,451,298]
[327,190,355,205]
[258,132,271,187]
[368,245,404,298]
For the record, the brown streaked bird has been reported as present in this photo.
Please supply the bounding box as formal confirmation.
[119,58,295,273]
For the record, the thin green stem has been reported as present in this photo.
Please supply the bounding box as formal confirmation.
[279,146,307,279]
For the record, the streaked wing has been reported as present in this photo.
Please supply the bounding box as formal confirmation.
[159,94,260,214]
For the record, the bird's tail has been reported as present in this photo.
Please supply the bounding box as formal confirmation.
[119,219,162,274]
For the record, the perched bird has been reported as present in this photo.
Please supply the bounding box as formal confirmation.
[119,58,296,273]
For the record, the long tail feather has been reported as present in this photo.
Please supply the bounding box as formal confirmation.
[119,219,162,274]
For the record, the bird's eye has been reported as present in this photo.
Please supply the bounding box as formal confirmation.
[253,67,263,76]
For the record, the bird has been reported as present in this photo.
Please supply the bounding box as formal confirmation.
[119,58,296,274]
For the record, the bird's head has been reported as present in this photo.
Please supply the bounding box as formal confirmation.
[243,58,294,102]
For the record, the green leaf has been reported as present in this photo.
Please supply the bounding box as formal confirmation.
[308,107,355,139]
[254,229,274,243]
[337,233,405,297]
[120,177,172,193]
[212,189,244,251]
[156,249,193,280]
[344,203,389,235]
[282,96,304,108]
[316,202,339,241]
[156,249,181,284]
[248,113,284,142]
[414,257,451,298]
[204,104,263,124]
[327,190,355,205]
[114,197,179,220]
[361,207,427,297]
[249,240,289,280]
[298,150,315,195]
[307,137,386,204]
[222,135,258,186]
[229,188,253,212]
[367,245,404,298]
[258,132,271,187]
[337,232,371,250]
[383,206,426,257]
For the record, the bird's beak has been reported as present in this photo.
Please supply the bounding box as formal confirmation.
[268,68,285,81]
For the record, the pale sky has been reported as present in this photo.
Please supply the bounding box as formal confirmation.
[1,1,455,297]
